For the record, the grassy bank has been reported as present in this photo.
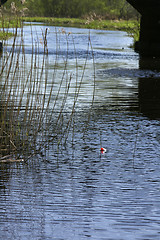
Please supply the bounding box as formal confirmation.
[0,17,22,40]
[0,16,139,41]
[0,31,13,40]
[23,16,138,31]
[23,17,139,41]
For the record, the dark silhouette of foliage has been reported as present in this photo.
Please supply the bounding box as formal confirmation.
[0,0,8,6]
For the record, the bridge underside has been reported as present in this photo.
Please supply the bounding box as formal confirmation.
[127,0,160,57]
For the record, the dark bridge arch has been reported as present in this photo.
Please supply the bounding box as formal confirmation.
[127,0,160,57]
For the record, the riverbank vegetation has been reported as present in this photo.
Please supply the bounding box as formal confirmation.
[23,16,138,31]
[0,0,140,41]
[0,16,22,39]
[22,17,140,42]
[4,0,138,19]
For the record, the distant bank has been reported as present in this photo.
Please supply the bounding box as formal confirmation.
[23,17,139,41]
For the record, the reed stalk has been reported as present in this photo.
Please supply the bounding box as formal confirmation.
[0,23,96,161]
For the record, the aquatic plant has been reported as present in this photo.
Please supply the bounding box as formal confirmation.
[0,25,95,161]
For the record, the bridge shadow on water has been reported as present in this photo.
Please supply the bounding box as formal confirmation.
[138,57,160,119]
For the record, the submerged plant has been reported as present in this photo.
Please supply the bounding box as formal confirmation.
[0,24,95,161]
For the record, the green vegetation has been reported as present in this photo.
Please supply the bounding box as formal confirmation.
[24,0,137,19]
[23,17,136,30]
[4,0,139,19]
[0,30,13,40]
[22,17,140,43]
[0,0,140,41]
[0,17,22,40]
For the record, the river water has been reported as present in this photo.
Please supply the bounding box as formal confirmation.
[1,24,160,240]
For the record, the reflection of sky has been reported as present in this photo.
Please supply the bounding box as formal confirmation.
[2,25,140,113]
[5,25,136,58]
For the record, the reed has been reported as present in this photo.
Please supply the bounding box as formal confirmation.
[0,24,95,161]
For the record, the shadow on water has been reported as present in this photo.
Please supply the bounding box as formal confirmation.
[100,57,160,120]
[138,57,160,119]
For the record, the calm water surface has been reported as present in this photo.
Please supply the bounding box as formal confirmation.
[1,25,160,240]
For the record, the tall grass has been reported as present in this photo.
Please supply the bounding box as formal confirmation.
[0,24,95,161]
